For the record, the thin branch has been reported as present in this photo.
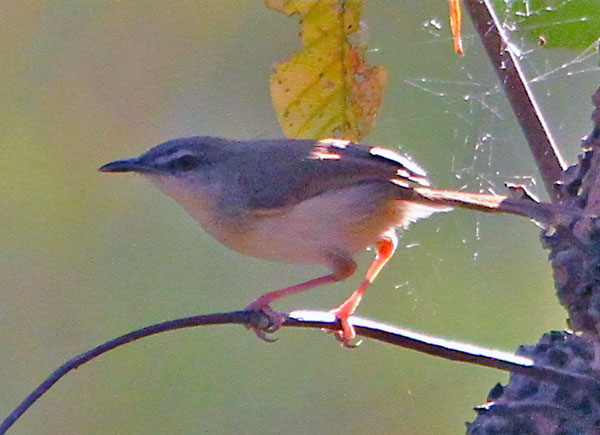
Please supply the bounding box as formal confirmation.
[1,309,596,434]
[0,311,254,435]
[288,311,597,389]
[462,0,566,200]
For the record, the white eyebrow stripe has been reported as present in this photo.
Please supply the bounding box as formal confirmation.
[153,150,195,165]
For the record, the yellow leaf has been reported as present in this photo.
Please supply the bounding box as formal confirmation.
[268,0,386,141]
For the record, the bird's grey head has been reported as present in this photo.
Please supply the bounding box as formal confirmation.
[99,136,231,177]
[99,137,236,223]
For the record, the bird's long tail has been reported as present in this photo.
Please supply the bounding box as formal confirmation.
[408,186,579,225]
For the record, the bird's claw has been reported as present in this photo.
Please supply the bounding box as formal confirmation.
[333,331,362,348]
[253,328,279,343]
[244,305,286,343]
[328,308,362,348]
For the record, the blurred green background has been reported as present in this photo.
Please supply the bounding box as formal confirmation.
[1,1,597,434]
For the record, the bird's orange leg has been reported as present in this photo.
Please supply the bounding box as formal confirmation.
[245,275,339,340]
[330,230,398,346]
[245,255,357,341]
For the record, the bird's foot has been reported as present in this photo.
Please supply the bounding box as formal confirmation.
[244,302,286,343]
[328,307,362,348]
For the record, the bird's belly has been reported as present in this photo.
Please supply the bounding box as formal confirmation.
[226,184,409,265]
[153,176,442,266]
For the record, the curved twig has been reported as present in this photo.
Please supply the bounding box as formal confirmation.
[1,309,596,434]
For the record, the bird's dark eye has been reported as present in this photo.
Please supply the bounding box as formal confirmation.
[169,154,202,171]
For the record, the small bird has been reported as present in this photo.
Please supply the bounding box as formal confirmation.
[99,136,566,345]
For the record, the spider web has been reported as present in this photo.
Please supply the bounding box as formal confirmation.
[407,3,599,213]
[362,2,600,316]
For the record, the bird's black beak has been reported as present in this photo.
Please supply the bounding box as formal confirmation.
[98,158,150,173]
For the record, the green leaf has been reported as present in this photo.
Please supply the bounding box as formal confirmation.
[495,0,600,49]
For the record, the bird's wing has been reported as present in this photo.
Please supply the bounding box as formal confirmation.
[222,138,431,214]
